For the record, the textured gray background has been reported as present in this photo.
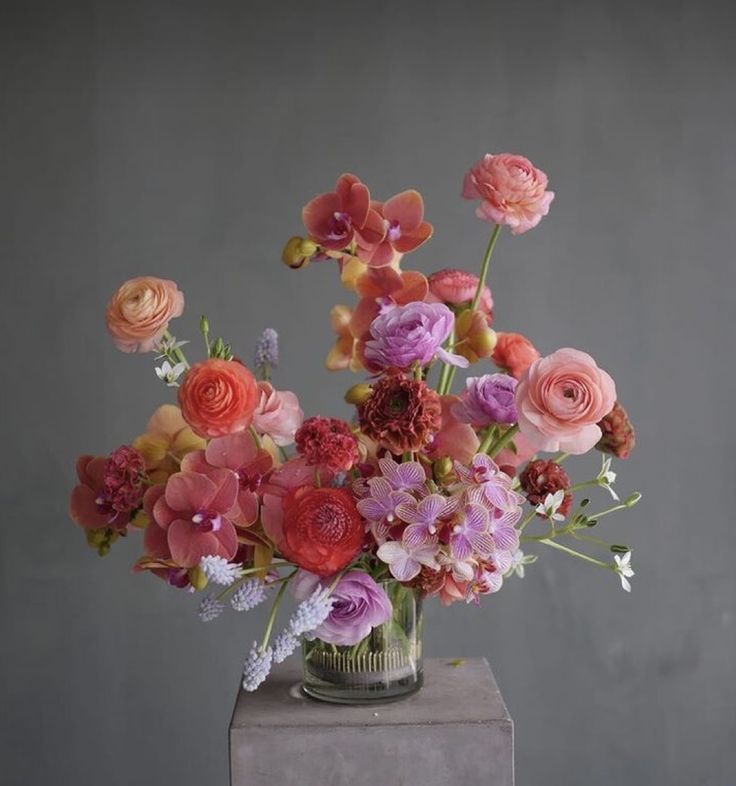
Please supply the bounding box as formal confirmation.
[2,1,735,784]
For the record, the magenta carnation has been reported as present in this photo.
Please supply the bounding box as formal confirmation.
[364,302,468,370]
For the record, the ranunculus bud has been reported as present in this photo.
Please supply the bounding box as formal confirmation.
[345,382,373,405]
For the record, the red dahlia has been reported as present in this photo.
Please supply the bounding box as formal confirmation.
[103,445,146,513]
[520,459,573,519]
[357,372,441,455]
[295,416,359,472]
[280,486,364,576]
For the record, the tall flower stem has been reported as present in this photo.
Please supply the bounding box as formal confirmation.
[486,424,520,459]
[261,575,294,650]
[470,223,502,312]
[162,329,190,369]
[436,328,455,395]
[537,538,614,570]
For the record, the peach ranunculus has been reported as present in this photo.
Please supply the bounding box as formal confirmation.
[105,276,184,352]
[516,348,617,455]
[492,332,541,379]
[427,268,493,323]
[178,359,259,439]
[462,153,554,235]
[132,404,206,484]
[252,381,304,446]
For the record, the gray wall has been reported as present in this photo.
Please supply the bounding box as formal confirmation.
[2,1,735,784]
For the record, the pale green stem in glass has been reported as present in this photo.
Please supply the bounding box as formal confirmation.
[538,538,614,570]
[470,224,502,311]
[261,576,293,650]
[487,424,520,459]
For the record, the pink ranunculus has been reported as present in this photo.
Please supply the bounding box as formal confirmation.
[105,276,184,352]
[147,469,239,568]
[462,153,554,235]
[181,431,273,526]
[427,268,493,323]
[516,348,617,455]
[252,382,303,447]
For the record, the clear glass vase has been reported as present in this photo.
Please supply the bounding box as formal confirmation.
[301,580,423,704]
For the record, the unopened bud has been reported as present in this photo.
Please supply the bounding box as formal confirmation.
[345,382,373,405]
[282,236,318,269]
[625,492,642,507]
[188,566,209,591]
[199,315,210,335]
[469,326,497,357]
[433,456,454,483]
[610,544,631,554]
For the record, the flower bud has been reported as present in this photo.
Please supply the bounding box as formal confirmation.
[188,566,209,591]
[454,309,497,363]
[344,382,373,405]
[199,314,210,335]
[282,236,318,269]
[610,544,631,554]
[625,492,642,507]
[433,456,454,484]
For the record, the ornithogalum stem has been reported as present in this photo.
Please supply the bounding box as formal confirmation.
[538,538,614,570]
[163,329,190,369]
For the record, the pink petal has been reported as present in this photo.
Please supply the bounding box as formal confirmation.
[393,221,433,254]
[180,450,210,474]
[69,485,109,530]
[403,524,432,548]
[205,432,258,471]
[167,518,237,567]
[236,489,259,526]
[383,190,424,231]
[164,472,216,514]
[355,208,387,248]
[143,516,171,558]
[302,192,341,244]
[204,468,239,513]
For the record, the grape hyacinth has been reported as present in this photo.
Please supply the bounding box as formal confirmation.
[198,595,225,622]
[271,630,299,664]
[242,642,273,692]
[231,578,268,611]
[254,328,279,375]
[288,587,334,637]
[199,555,243,586]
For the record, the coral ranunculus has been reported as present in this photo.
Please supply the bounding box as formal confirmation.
[280,487,364,576]
[427,268,493,322]
[516,348,617,454]
[462,153,554,235]
[178,359,259,439]
[105,276,184,352]
[492,332,541,379]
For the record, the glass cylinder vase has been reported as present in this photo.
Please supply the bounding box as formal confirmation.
[301,580,423,704]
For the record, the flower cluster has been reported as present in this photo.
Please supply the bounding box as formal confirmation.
[70,152,641,693]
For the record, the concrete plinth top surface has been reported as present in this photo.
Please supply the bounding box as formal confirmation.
[230,657,511,729]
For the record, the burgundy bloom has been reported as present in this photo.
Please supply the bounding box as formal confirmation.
[520,459,573,519]
[596,402,635,459]
[103,445,146,513]
[295,416,359,473]
[358,372,442,455]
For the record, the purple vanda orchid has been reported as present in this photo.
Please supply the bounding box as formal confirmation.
[377,539,440,582]
[356,477,414,542]
[449,503,495,561]
[397,493,459,546]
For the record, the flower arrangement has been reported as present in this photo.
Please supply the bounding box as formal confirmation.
[70,153,640,698]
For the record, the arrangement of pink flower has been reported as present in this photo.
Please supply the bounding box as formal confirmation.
[70,152,641,691]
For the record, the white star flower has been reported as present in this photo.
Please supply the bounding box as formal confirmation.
[614,551,634,592]
[535,490,566,522]
[155,360,187,387]
[597,456,619,501]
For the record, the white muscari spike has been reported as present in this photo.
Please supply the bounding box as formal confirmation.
[254,328,279,370]
[199,555,243,586]
[288,587,334,637]
[231,579,268,611]
[271,631,300,664]
[242,642,273,691]
[198,595,225,622]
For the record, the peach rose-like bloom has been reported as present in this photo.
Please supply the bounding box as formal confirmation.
[462,153,554,235]
[178,359,259,439]
[252,381,304,446]
[492,332,541,379]
[516,348,616,455]
[105,276,184,352]
[427,268,493,322]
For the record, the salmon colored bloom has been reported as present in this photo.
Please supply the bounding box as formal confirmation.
[145,469,239,568]
[132,404,206,484]
[356,191,433,268]
[252,382,303,446]
[462,153,554,235]
[326,305,360,371]
[69,455,118,531]
[105,276,184,352]
[178,359,259,439]
[492,332,540,379]
[516,348,617,454]
[302,173,385,252]
[427,268,493,323]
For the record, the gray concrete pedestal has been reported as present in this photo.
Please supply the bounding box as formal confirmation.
[229,657,514,785]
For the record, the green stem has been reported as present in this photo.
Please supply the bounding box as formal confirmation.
[215,562,295,600]
[487,424,520,459]
[570,479,602,492]
[537,538,614,570]
[586,502,628,520]
[261,575,293,650]
[470,224,502,312]
[553,452,569,464]
[163,329,190,369]
[478,427,496,454]
[436,327,455,395]
[518,510,537,532]
[248,425,262,449]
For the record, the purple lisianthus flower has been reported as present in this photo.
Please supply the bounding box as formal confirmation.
[452,374,518,427]
[292,571,392,646]
[364,302,469,370]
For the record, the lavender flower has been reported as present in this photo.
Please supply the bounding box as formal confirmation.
[376,540,439,582]
[271,631,299,663]
[198,595,225,622]
[231,579,268,611]
[288,587,334,637]
[397,493,459,546]
[377,455,426,492]
[254,328,279,373]
[452,374,518,427]
[199,555,242,586]
[364,302,469,370]
[242,643,273,691]
[454,454,525,513]
[356,478,414,540]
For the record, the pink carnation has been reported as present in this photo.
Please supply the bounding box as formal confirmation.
[515,348,617,455]
[462,153,554,235]
[252,382,304,447]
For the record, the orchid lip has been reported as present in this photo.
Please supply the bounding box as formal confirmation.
[192,510,222,532]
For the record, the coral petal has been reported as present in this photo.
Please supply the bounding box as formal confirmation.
[383,190,424,231]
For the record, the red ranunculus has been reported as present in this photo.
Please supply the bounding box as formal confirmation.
[280,486,364,576]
